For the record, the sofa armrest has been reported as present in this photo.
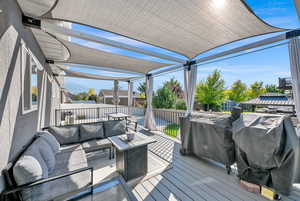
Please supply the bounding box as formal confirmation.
[41,126,50,131]
[1,167,93,196]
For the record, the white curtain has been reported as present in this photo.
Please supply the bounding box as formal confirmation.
[184,64,197,116]
[128,81,133,115]
[289,37,300,130]
[144,75,156,130]
[113,80,120,113]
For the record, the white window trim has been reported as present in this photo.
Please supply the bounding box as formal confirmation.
[21,43,43,115]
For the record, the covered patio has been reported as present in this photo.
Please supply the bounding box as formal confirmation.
[1,0,300,201]
[17,0,300,132]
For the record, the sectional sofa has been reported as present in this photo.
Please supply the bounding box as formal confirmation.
[1,120,133,201]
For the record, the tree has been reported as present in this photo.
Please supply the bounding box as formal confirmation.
[88,88,95,97]
[163,77,184,98]
[32,87,37,102]
[153,87,177,109]
[195,70,225,111]
[73,92,89,101]
[228,80,248,102]
[247,81,266,99]
[265,84,284,94]
[137,82,146,97]
[87,88,97,101]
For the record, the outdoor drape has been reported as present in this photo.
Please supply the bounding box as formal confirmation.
[144,75,156,130]
[289,37,300,135]
[184,64,198,115]
[113,80,120,113]
[128,81,134,115]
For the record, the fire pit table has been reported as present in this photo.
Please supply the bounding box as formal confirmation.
[108,133,156,181]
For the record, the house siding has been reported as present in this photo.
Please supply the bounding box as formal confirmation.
[0,0,61,192]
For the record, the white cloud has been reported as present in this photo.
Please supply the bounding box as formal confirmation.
[273,71,290,77]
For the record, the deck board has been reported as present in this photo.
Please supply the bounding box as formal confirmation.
[134,183,156,201]
[161,171,207,201]
[142,180,169,201]
[148,177,180,201]
[83,130,300,201]
[135,132,300,201]
[152,175,194,201]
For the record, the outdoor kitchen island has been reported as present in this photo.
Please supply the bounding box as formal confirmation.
[108,133,156,181]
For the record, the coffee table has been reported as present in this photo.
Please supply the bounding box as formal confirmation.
[108,133,156,181]
[107,113,129,121]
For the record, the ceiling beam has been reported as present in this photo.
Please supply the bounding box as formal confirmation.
[41,21,187,64]
[152,30,300,76]
[57,63,145,76]
[195,33,287,64]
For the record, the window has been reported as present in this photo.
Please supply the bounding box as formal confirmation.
[21,44,43,114]
[31,57,38,106]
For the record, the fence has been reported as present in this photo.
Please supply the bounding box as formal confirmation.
[54,106,185,138]
[221,101,237,112]
[153,109,185,138]
[55,106,144,126]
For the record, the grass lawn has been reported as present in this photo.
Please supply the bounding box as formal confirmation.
[164,123,180,138]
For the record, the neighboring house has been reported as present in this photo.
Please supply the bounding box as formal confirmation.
[98,89,143,106]
[241,93,295,114]
[60,88,72,103]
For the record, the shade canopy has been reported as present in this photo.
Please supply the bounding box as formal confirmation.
[58,39,169,74]
[31,29,69,61]
[57,66,141,81]
[19,0,283,59]
[31,29,169,74]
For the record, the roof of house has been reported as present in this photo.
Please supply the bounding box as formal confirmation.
[241,93,294,106]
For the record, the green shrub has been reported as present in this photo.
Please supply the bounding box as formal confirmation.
[175,99,186,110]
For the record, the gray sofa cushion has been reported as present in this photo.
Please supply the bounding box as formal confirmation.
[55,144,87,168]
[27,145,89,201]
[13,145,49,186]
[104,120,126,137]
[34,167,90,201]
[33,138,56,173]
[48,125,80,145]
[80,123,104,141]
[37,131,60,153]
[82,139,112,153]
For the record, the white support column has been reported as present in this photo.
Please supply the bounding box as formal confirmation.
[184,63,197,116]
[144,75,156,130]
[128,81,134,115]
[289,37,300,135]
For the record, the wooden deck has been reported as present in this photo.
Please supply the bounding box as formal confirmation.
[81,130,300,201]
[130,132,300,201]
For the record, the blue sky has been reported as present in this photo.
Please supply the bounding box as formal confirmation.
[64,0,300,94]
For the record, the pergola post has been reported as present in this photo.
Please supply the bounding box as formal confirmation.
[183,61,197,116]
[288,37,300,134]
[128,80,134,115]
[144,74,156,130]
